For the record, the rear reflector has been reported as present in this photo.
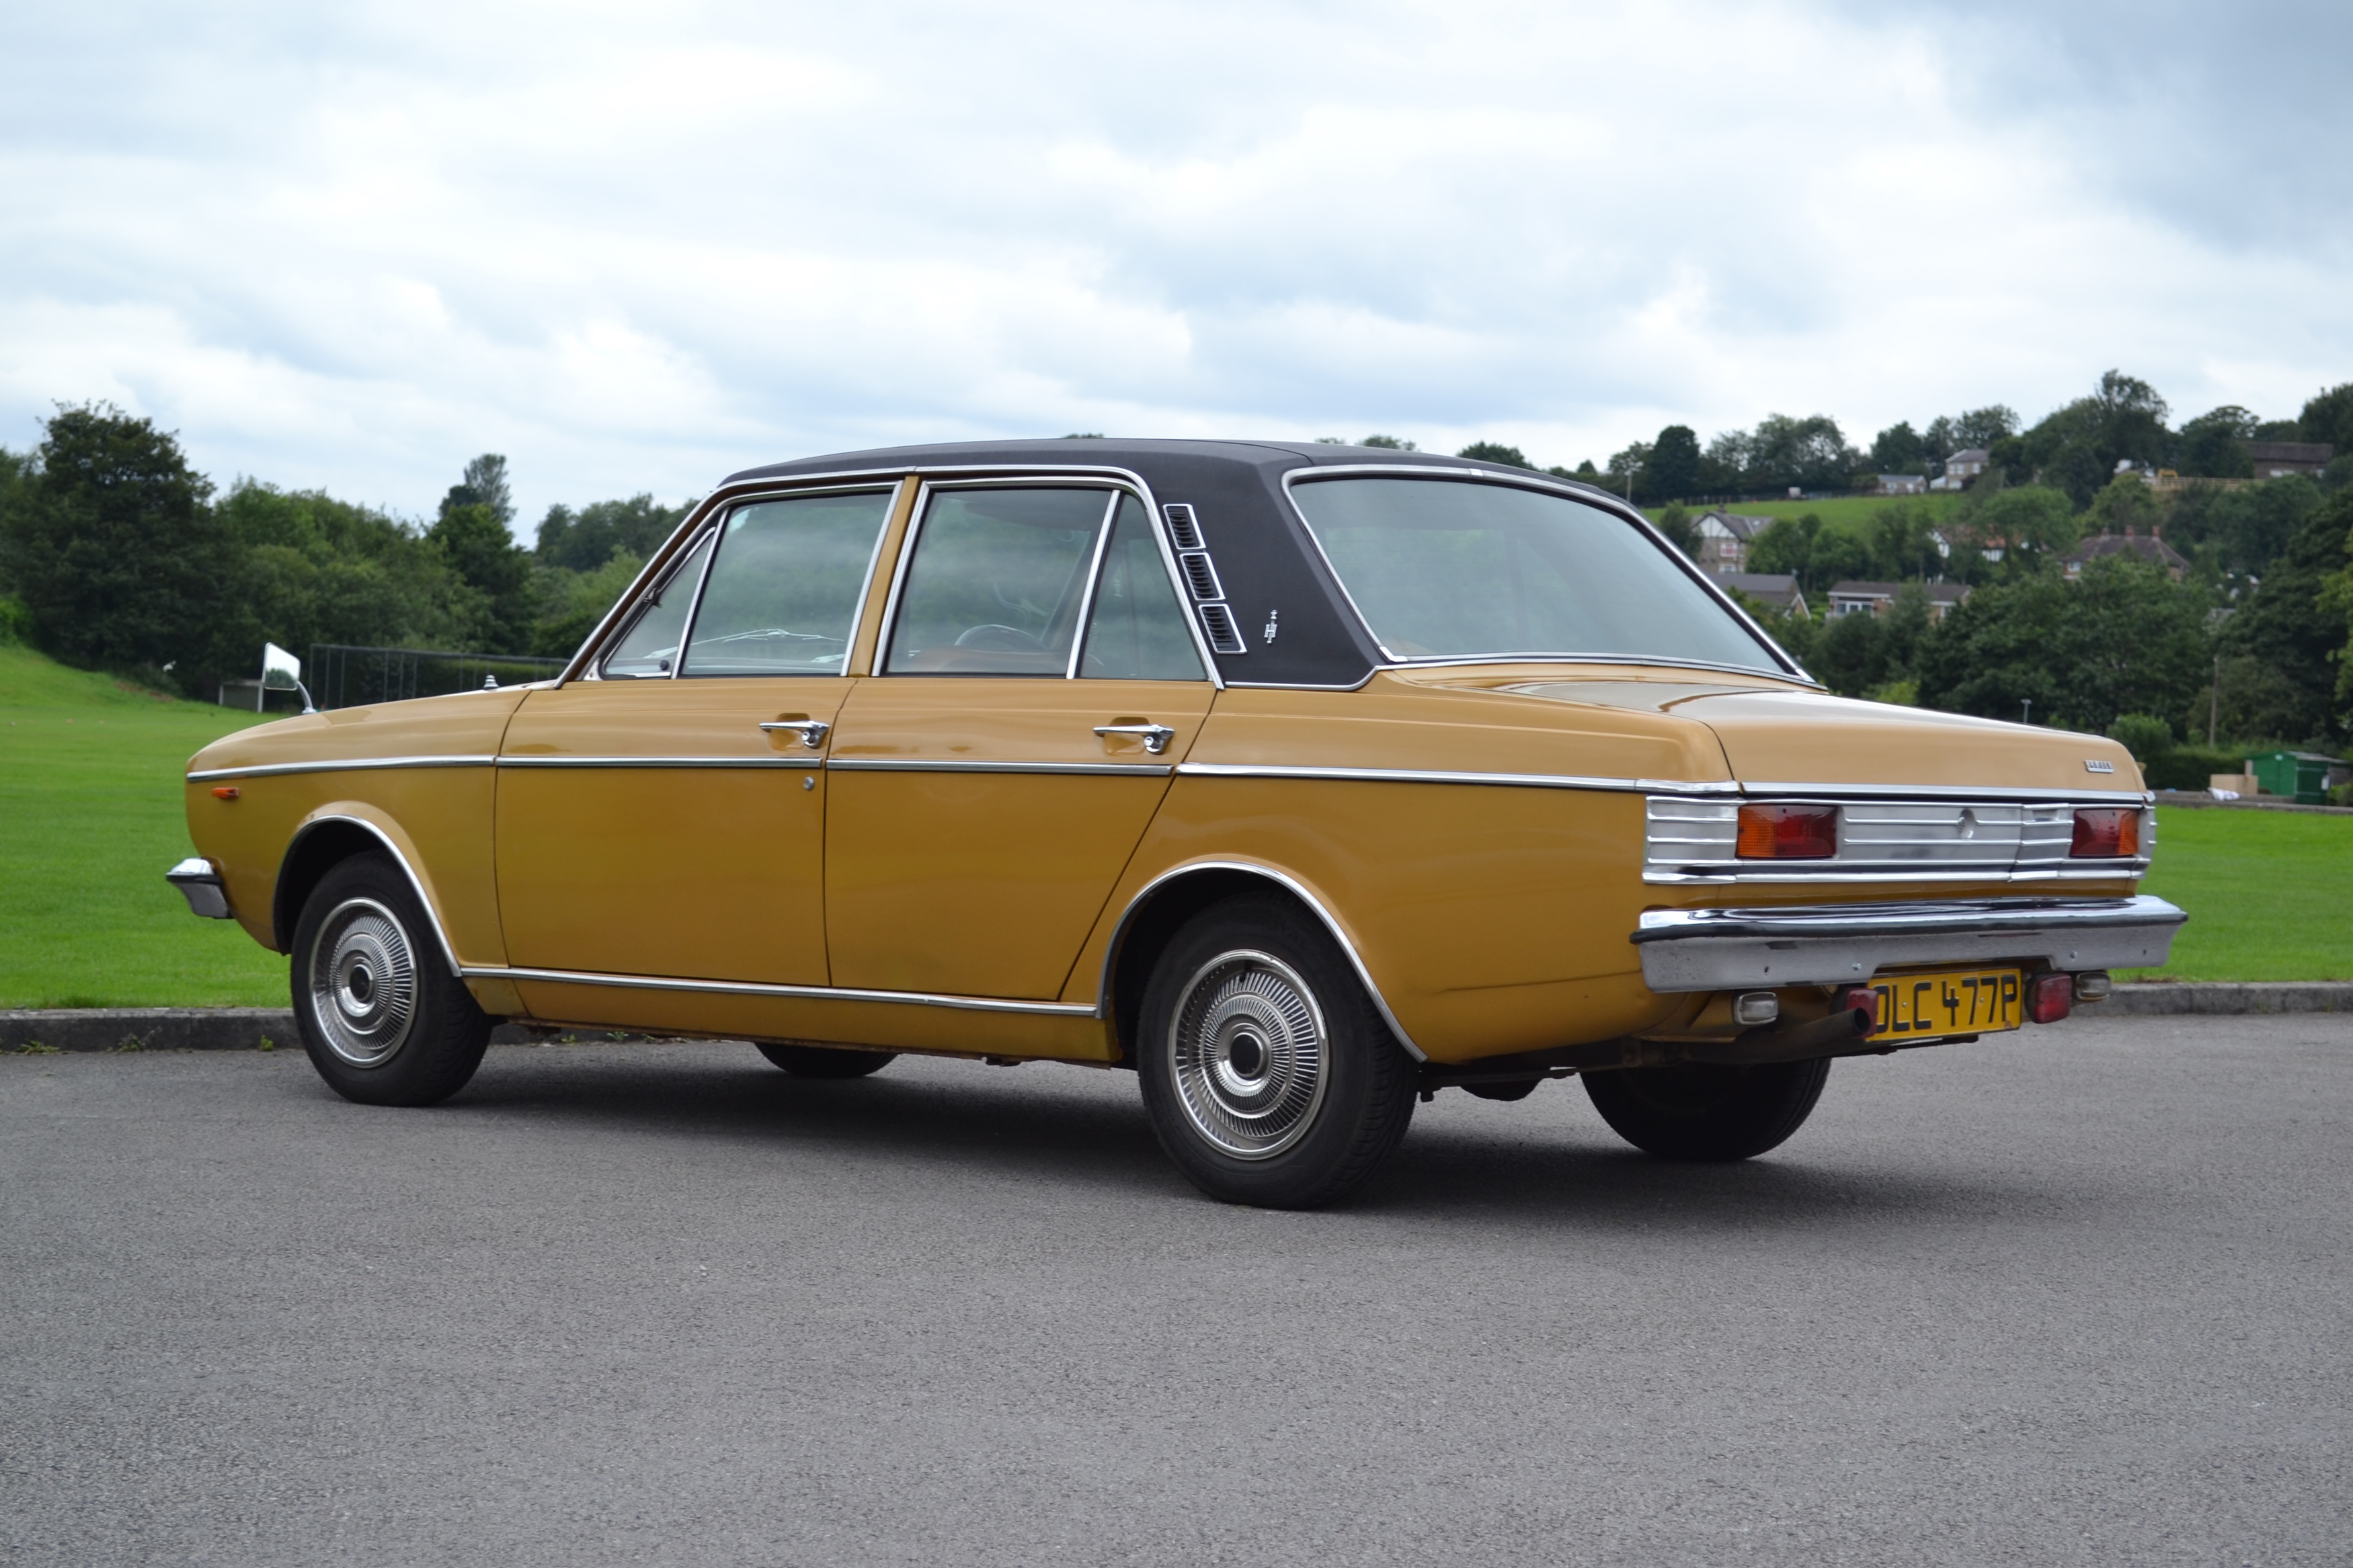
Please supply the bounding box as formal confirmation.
[1837,985,1880,1030]
[2027,970,2073,1024]
[2070,808,2141,858]
[1737,803,1837,859]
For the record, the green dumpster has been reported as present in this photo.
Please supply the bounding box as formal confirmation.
[2247,750,2335,804]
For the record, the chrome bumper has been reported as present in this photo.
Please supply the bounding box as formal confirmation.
[1632,895,2186,991]
[165,858,233,919]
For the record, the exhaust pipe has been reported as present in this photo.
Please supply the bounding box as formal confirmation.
[1683,987,1878,1065]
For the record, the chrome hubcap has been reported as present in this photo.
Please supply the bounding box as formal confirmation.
[308,898,417,1068]
[1170,950,1328,1160]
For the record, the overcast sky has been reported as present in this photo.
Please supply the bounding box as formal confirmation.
[3,0,2347,533]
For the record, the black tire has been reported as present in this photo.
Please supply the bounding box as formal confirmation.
[1135,893,1417,1208]
[756,1042,895,1079]
[290,852,491,1108]
[1582,1057,1831,1161]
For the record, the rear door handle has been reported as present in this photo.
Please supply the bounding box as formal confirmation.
[759,720,831,748]
[1093,723,1176,755]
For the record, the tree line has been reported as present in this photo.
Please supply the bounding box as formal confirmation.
[0,404,684,698]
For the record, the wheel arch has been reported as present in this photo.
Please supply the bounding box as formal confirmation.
[1097,862,1427,1063]
[274,813,465,977]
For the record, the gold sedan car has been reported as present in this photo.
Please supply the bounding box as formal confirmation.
[169,440,2184,1206]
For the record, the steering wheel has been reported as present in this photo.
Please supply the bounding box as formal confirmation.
[953,624,1045,651]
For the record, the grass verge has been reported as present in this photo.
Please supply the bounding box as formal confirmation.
[1,647,286,1007]
[2119,807,2353,982]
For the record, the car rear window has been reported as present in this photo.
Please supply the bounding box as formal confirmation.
[1289,476,1783,671]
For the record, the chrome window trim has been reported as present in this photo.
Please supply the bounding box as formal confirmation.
[280,815,465,977]
[1277,463,1818,686]
[1092,860,1428,1061]
[670,482,900,682]
[828,758,1174,778]
[188,755,497,782]
[471,964,1096,1018]
[1064,490,1123,678]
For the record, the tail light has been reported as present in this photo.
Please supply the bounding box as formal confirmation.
[2027,971,2073,1024]
[1737,803,1837,860]
[2070,808,2141,858]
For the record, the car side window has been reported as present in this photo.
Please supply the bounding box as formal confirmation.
[680,490,895,677]
[1080,495,1205,681]
[883,488,1116,675]
[599,532,715,678]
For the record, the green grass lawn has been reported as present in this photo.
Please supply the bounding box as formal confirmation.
[1,647,2345,1006]
[2119,806,2353,982]
[1,646,286,1007]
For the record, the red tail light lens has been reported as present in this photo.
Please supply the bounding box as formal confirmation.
[2027,970,2073,1024]
[2070,809,2141,858]
[1736,803,1837,860]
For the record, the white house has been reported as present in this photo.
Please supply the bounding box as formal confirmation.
[1930,448,1991,491]
[1691,511,1774,574]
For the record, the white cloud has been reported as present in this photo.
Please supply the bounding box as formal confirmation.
[0,0,2344,532]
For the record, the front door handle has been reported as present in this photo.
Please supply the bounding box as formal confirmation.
[759,720,831,749]
[1093,723,1176,755]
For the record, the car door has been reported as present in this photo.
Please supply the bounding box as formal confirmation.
[825,484,1215,1000]
[495,484,900,984]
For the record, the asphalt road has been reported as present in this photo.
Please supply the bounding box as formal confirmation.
[3,1014,2347,1567]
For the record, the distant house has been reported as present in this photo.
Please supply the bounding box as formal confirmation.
[2061,531,2190,583]
[1720,573,1810,620]
[1827,581,1971,622]
[1931,448,1991,491]
[2246,441,2334,479]
[1875,474,1927,496]
[1692,510,1773,574]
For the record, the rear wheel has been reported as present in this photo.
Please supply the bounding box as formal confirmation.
[756,1042,895,1079]
[1135,894,1416,1208]
[291,854,491,1107]
[1583,1057,1830,1161]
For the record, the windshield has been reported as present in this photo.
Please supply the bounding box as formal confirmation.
[1289,477,1784,671]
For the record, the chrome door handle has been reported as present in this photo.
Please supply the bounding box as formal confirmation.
[759,720,831,748]
[1093,723,1176,755]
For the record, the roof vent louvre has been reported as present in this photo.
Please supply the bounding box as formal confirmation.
[1163,503,1205,551]
[1178,551,1224,603]
[1197,602,1248,656]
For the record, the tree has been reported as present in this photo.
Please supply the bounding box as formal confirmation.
[0,403,234,687]
[1945,485,2077,574]
[1361,434,1417,451]
[2020,370,2169,508]
[428,502,534,652]
[1950,405,2021,451]
[1456,441,1532,470]
[1698,430,1750,493]
[1869,421,1926,475]
[2177,406,2258,479]
[1645,425,1702,501]
[1866,503,1943,581]
[2301,383,2353,450]
[1915,557,2212,734]
[1652,503,1698,558]
[536,494,686,573]
[2083,474,2165,537]
[2163,476,2321,585]
[2217,485,2352,743]
[440,452,514,528]
[1745,414,1860,494]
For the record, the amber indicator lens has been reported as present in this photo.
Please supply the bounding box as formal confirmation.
[2069,809,2139,858]
[1735,803,1837,859]
[210,786,240,800]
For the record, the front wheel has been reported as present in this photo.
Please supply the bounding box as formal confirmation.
[1135,894,1416,1208]
[291,853,491,1107]
[1582,1057,1831,1161]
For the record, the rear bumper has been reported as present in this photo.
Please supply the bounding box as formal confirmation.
[1632,895,2186,991]
[165,858,233,919]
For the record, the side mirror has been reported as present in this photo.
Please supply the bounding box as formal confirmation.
[260,643,316,713]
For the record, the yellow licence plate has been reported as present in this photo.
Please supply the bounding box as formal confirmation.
[1870,968,2022,1041]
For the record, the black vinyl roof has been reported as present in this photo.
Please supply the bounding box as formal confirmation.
[725,438,1641,689]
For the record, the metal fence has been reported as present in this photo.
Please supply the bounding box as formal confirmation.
[308,645,567,710]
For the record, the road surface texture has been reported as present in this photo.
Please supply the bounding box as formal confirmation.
[3,1014,2346,1567]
